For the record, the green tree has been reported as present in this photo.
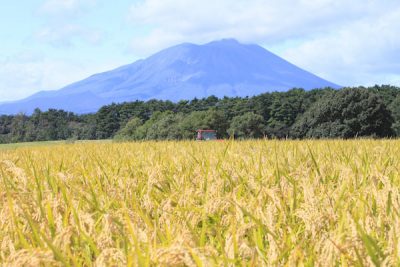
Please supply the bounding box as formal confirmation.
[96,104,121,139]
[0,115,13,143]
[145,112,183,140]
[266,89,311,138]
[10,113,29,142]
[129,111,182,140]
[179,109,229,139]
[114,117,143,140]
[291,88,394,138]
[178,111,210,139]
[390,95,400,136]
[228,112,266,139]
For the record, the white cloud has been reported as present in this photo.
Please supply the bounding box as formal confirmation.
[35,24,104,48]
[0,52,117,102]
[282,5,400,86]
[128,0,385,50]
[39,0,96,16]
[36,0,104,48]
[127,0,400,86]
[0,0,108,101]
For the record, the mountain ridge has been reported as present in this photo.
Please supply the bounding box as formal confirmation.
[0,39,340,114]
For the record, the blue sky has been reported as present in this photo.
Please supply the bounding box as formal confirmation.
[1,0,400,101]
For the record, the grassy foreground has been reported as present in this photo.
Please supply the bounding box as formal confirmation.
[0,140,399,266]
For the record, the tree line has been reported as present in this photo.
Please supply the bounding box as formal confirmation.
[0,85,399,143]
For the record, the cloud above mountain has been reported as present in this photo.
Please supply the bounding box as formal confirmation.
[36,0,104,48]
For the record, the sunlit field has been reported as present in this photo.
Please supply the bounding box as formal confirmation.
[0,140,399,266]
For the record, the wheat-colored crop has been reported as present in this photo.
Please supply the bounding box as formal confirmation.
[0,140,399,266]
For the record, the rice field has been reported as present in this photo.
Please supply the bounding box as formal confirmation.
[0,140,399,266]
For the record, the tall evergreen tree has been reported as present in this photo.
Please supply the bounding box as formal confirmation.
[291,88,394,138]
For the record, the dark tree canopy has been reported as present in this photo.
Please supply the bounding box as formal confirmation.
[114,117,143,141]
[0,85,399,143]
[228,112,266,139]
[390,95,400,136]
[291,88,394,138]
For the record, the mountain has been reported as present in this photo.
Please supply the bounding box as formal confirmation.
[0,39,340,114]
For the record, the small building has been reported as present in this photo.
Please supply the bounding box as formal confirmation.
[196,129,217,141]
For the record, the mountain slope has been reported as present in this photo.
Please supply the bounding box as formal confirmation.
[0,39,340,114]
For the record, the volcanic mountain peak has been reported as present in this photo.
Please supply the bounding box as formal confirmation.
[0,39,340,114]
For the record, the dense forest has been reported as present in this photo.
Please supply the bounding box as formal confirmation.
[0,85,399,143]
